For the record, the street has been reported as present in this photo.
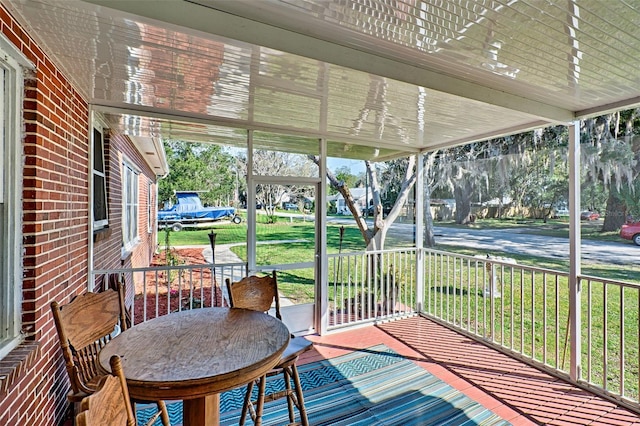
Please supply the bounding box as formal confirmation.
[277,213,638,266]
[429,226,637,266]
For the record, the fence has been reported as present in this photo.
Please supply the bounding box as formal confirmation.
[327,248,417,329]
[421,249,640,406]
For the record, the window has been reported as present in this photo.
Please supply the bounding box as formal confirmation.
[122,160,139,253]
[0,37,29,359]
[92,126,108,229]
[147,182,153,234]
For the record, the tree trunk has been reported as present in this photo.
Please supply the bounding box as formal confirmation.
[454,179,473,224]
[309,154,416,252]
[602,191,626,232]
[367,226,388,251]
[423,177,435,247]
[602,128,640,231]
[375,155,417,251]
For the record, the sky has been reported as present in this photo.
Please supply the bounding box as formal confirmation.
[327,157,366,175]
[223,145,366,175]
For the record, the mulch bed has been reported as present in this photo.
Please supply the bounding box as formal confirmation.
[132,248,224,324]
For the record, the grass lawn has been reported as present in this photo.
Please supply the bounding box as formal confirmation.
[437,217,624,242]
[159,216,639,284]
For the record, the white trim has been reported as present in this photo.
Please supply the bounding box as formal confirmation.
[147,181,153,234]
[0,35,28,359]
[121,157,140,255]
[415,152,424,311]
[0,35,34,69]
[247,130,256,272]
[252,175,320,185]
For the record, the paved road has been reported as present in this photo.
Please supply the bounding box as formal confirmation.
[429,226,638,266]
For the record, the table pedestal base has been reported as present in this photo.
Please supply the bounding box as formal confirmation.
[183,394,220,426]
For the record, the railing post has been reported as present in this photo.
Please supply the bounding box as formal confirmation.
[568,120,582,381]
[416,249,424,312]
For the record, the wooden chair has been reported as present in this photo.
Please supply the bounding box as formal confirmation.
[76,355,135,426]
[51,285,170,426]
[226,271,312,426]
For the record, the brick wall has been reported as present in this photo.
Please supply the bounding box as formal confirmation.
[94,132,159,305]
[0,5,89,425]
[0,6,158,425]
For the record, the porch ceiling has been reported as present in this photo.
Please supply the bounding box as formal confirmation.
[6,0,640,162]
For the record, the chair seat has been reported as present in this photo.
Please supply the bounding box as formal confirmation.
[277,337,313,367]
[227,272,312,426]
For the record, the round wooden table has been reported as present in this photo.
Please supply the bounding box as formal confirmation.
[98,307,290,426]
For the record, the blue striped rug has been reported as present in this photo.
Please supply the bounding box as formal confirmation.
[137,344,510,425]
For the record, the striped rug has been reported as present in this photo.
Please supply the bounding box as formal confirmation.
[138,344,510,425]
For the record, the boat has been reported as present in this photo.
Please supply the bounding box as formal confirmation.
[158,192,241,231]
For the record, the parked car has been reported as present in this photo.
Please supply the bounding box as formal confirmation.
[620,222,640,246]
[283,202,298,211]
[580,211,600,221]
[362,205,392,217]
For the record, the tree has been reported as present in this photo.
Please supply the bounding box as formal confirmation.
[430,143,490,224]
[428,127,569,223]
[331,166,361,195]
[311,155,417,251]
[582,109,640,231]
[422,152,438,247]
[159,141,235,207]
[247,150,317,220]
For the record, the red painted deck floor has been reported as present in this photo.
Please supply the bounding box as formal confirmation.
[300,316,640,426]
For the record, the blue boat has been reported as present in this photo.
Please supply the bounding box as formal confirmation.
[159,192,240,231]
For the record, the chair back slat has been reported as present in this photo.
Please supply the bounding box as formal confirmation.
[76,341,105,384]
[226,271,281,319]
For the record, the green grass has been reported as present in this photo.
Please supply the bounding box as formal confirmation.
[160,218,640,284]
[435,217,624,242]
[160,218,367,253]
[436,245,640,284]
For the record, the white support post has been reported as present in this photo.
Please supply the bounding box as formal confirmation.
[568,121,582,381]
[316,139,328,335]
[247,130,256,273]
[415,152,424,312]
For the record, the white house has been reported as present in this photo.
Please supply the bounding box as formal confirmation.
[329,188,372,215]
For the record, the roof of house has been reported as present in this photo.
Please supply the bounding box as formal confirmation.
[8,1,640,162]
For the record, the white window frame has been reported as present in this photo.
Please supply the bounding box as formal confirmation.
[147,181,153,234]
[0,36,31,359]
[122,158,140,255]
[92,125,108,229]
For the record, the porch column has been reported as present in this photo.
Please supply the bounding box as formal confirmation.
[316,138,328,335]
[247,130,256,272]
[568,120,581,381]
[415,152,424,312]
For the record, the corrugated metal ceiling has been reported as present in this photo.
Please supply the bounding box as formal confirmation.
[6,0,640,162]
